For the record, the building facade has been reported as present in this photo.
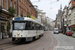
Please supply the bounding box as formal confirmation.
[68,0,75,30]
[62,6,68,34]
[0,0,37,39]
[55,7,62,29]
[49,19,55,30]
[0,0,37,17]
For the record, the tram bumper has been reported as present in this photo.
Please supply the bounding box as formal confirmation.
[26,37,33,41]
[12,37,26,42]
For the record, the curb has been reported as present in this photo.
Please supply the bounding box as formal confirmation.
[61,33,75,38]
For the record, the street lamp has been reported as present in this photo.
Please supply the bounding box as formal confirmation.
[32,0,40,3]
[50,0,59,10]
[51,0,59,4]
[50,0,59,15]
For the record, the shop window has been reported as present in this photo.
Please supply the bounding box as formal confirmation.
[1,23,5,33]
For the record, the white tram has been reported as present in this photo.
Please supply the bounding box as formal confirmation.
[12,17,44,43]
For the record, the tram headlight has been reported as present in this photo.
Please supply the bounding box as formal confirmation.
[17,33,20,35]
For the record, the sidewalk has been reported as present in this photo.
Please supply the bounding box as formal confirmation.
[62,32,75,38]
[0,38,12,45]
[72,31,75,37]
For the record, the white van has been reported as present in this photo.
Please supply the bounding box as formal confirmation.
[53,28,59,34]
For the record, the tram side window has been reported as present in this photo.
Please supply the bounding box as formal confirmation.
[42,27,43,30]
[39,26,41,30]
[32,22,35,30]
[40,26,42,30]
[40,26,44,30]
[38,25,40,30]
[35,24,39,30]
[25,21,32,30]
[31,22,41,30]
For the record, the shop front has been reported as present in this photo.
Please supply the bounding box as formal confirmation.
[0,9,14,39]
[0,16,8,39]
[71,25,75,31]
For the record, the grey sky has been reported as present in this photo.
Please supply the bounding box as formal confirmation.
[30,0,69,20]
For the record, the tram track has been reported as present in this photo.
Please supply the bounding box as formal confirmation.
[43,35,53,50]
[0,42,21,50]
[29,31,58,50]
[28,31,52,50]
[0,31,58,50]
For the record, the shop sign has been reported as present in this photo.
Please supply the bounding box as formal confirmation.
[31,15,36,20]
[71,25,75,28]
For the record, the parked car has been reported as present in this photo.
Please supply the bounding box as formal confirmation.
[66,30,73,36]
[53,28,59,34]
[59,30,62,33]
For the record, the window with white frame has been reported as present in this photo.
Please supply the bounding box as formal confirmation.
[69,20,71,24]
[10,0,12,6]
[6,0,8,10]
[19,7,20,16]
[1,0,3,7]
[14,2,16,9]
[69,10,71,15]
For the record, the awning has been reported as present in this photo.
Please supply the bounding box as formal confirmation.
[0,16,8,21]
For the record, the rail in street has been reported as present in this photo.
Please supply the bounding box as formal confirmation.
[0,31,58,50]
[0,31,75,50]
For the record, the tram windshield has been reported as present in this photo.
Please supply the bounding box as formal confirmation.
[13,22,26,30]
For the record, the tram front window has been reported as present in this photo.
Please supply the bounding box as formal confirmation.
[13,22,26,30]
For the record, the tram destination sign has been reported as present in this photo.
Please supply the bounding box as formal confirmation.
[15,18,24,21]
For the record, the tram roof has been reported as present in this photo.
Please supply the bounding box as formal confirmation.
[13,17,43,26]
[24,17,40,24]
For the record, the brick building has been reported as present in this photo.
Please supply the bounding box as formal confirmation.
[0,0,37,38]
[71,0,75,8]
[0,0,37,17]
